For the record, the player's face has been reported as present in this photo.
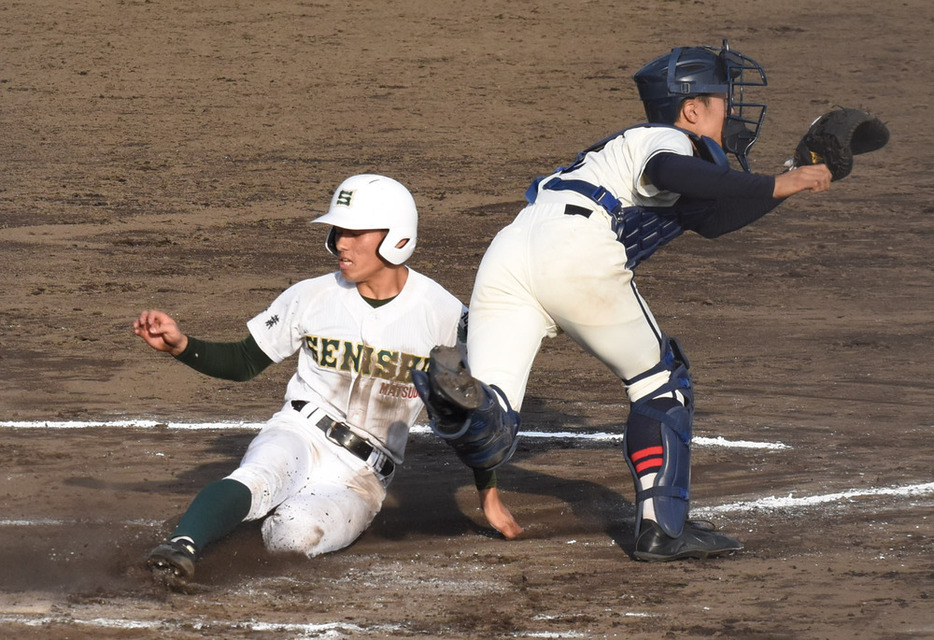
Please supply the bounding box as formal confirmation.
[693,93,729,142]
[332,227,390,283]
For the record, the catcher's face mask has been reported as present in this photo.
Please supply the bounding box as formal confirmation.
[634,39,767,171]
[719,40,768,171]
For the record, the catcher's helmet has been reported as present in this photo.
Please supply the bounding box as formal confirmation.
[312,174,418,265]
[633,39,767,170]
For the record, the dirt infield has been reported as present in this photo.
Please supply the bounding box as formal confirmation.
[2,1,932,638]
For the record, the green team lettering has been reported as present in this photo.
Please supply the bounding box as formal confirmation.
[395,353,425,382]
[340,342,365,372]
[374,349,395,378]
[359,345,375,376]
[305,335,319,361]
[320,338,341,368]
[305,335,425,382]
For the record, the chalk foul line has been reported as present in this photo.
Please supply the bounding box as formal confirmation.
[695,481,934,516]
[0,420,789,450]
[0,613,401,635]
[2,420,929,521]
[2,484,931,528]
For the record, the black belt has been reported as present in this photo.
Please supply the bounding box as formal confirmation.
[564,204,593,217]
[291,400,395,476]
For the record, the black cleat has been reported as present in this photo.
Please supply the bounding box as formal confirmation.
[146,538,197,581]
[633,520,743,562]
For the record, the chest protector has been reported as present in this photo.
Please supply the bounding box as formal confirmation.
[525,125,726,269]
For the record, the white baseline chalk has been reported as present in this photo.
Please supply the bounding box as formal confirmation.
[0,419,267,430]
[5,483,930,528]
[695,481,934,516]
[0,420,789,450]
[0,613,398,636]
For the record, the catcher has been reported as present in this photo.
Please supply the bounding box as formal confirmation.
[413,41,887,561]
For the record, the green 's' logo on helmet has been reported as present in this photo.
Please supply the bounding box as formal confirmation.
[336,189,354,206]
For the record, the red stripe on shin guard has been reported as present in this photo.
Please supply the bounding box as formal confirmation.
[630,446,664,475]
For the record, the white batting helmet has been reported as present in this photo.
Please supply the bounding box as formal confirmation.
[312,174,418,265]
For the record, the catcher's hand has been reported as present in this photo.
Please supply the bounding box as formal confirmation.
[788,107,889,181]
[478,487,523,539]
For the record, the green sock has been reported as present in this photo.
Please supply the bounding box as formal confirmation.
[170,478,253,553]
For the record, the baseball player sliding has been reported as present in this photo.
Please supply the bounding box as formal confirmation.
[414,41,835,561]
[135,174,519,588]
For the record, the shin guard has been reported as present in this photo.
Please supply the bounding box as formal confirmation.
[411,346,520,470]
[435,383,520,471]
[625,400,692,538]
[412,368,470,437]
[623,337,695,538]
[411,345,480,437]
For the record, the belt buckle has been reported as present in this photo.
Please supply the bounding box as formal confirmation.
[319,415,393,477]
[367,448,394,477]
[315,414,339,443]
[323,421,344,448]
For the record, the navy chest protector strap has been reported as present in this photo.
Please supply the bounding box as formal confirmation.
[524,124,728,209]
[524,124,725,269]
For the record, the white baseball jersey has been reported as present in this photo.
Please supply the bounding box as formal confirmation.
[227,267,465,557]
[247,268,466,462]
[532,126,693,210]
[467,126,695,410]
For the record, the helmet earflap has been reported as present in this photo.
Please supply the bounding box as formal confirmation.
[311,174,418,265]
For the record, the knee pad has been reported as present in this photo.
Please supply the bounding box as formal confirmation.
[436,384,521,471]
[412,367,470,436]
[626,336,694,409]
[411,345,481,437]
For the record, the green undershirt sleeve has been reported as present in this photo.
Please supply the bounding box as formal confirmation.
[174,334,273,381]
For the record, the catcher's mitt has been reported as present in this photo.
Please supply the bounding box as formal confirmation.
[790,107,889,181]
